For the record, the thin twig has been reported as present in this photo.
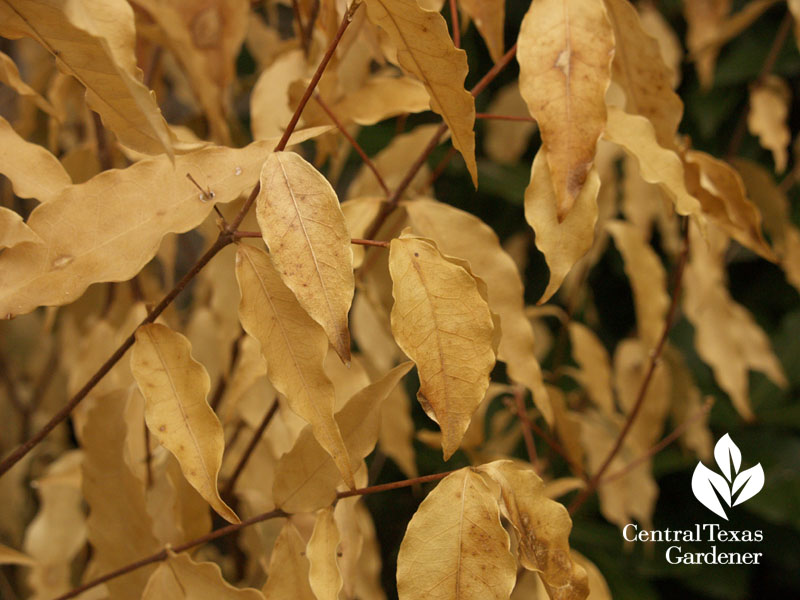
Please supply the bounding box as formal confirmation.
[55,469,455,600]
[291,0,311,56]
[350,238,389,248]
[568,219,691,514]
[222,397,279,498]
[0,349,26,419]
[726,11,792,158]
[0,2,361,481]
[143,45,163,89]
[0,233,234,478]
[365,43,520,241]
[599,397,714,487]
[422,146,458,191]
[448,0,460,48]
[226,2,361,235]
[314,93,390,196]
[91,112,112,172]
[275,2,361,154]
[512,385,538,465]
[475,113,536,122]
[209,331,245,412]
[144,424,153,489]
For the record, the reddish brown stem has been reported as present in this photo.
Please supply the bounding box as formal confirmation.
[91,112,112,172]
[422,146,458,191]
[144,424,153,489]
[0,232,234,478]
[449,0,460,48]
[475,113,535,122]
[55,469,455,600]
[314,93,390,196]
[512,386,538,465]
[0,4,359,484]
[209,331,245,412]
[366,43,520,241]
[226,3,360,234]
[599,397,714,487]
[351,238,389,248]
[568,220,691,515]
[291,0,311,56]
[222,397,279,498]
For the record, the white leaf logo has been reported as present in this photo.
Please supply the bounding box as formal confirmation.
[691,434,764,519]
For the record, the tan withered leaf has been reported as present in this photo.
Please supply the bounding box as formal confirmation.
[142,549,264,599]
[525,146,602,303]
[307,507,343,600]
[684,150,776,261]
[403,199,552,423]
[262,521,316,600]
[332,75,431,126]
[0,127,329,319]
[273,362,413,513]
[747,75,791,173]
[0,0,173,156]
[603,106,701,217]
[0,50,57,116]
[460,0,505,62]
[568,322,614,415]
[517,0,615,220]
[480,461,589,600]
[0,116,71,203]
[603,0,682,149]
[684,0,730,89]
[0,207,42,249]
[251,49,309,140]
[396,468,516,600]
[388,234,495,459]
[82,388,161,600]
[132,0,249,144]
[131,323,239,524]
[257,151,354,363]
[683,224,787,420]
[23,451,85,598]
[638,1,683,87]
[606,220,669,350]
[579,409,658,530]
[732,157,800,292]
[235,244,355,490]
[362,0,478,186]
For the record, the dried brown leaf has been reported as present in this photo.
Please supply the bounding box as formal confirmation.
[517,0,614,220]
[603,0,682,149]
[273,362,412,512]
[257,151,354,362]
[131,323,239,524]
[396,467,517,600]
[142,549,264,599]
[0,128,328,319]
[0,0,173,156]
[404,199,552,423]
[525,146,602,303]
[363,0,478,186]
[307,507,343,600]
[388,234,495,459]
[747,75,791,173]
[0,116,70,203]
[235,244,354,489]
[480,460,589,600]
